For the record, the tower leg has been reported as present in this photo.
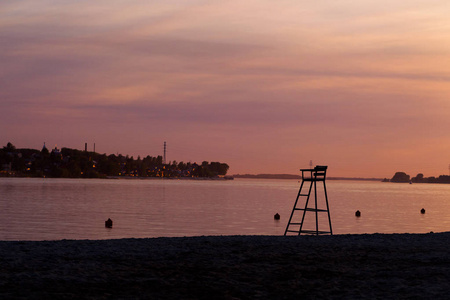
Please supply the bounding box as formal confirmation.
[323,181,332,235]
[314,180,319,235]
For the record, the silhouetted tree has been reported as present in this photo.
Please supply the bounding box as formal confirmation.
[412,173,424,183]
[391,172,410,183]
[3,142,16,152]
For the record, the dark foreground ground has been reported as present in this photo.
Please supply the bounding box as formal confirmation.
[1,233,449,299]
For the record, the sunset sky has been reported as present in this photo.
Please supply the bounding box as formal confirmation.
[2,1,450,178]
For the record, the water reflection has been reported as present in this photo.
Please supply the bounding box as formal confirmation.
[0,178,449,240]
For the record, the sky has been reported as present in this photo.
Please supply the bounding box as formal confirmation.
[2,0,450,178]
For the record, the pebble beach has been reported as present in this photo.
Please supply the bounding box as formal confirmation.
[1,233,450,299]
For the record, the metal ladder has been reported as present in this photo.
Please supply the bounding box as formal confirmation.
[284,165,333,235]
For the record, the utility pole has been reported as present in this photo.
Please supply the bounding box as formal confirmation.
[164,141,166,164]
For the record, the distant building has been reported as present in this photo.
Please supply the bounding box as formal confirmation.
[51,146,61,156]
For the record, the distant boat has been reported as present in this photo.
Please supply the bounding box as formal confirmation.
[224,175,234,180]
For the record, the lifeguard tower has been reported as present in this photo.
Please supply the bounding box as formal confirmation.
[284,165,332,235]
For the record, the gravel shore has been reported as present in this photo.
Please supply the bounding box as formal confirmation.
[1,233,450,299]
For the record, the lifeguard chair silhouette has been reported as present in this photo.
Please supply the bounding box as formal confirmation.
[284,165,332,235]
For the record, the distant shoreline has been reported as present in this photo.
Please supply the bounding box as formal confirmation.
[0,173,234,180]
[106,176,234,180]
[233,174,383,181]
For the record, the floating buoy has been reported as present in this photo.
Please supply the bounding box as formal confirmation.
[355,210,361,217]
[105,218,113,228]
[421,208,425,214]
[274,213,280,220]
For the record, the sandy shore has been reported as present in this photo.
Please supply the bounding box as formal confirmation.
[1,233,450,299]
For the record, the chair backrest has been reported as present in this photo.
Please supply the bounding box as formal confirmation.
[300,165,328,181]
[313,165,327,179]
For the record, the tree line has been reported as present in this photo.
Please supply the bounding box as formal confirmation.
[386,171,450,184]
[0,142,229,179]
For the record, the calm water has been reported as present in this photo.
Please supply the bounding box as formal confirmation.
[1,178,450,241]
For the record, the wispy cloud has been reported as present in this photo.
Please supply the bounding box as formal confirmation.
[2,0,450,176]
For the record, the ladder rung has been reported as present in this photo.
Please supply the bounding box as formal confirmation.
[294,208,328,212]
[300,230,331,234]
[288,222,302,225]
[299,194,309,196]
[286,230,300,233]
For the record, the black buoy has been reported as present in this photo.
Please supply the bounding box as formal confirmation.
[421,208,425,214]
[355,210,361,217]
[105,218,113,228]
[274,213,280,220]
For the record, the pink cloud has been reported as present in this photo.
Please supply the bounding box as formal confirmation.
[2,1,450,177]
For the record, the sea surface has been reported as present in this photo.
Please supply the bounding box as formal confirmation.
[1,177,449,241]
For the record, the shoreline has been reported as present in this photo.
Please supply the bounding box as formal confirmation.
[0,175,233,180]
[1,233,450,299]
[233,174,383,181]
